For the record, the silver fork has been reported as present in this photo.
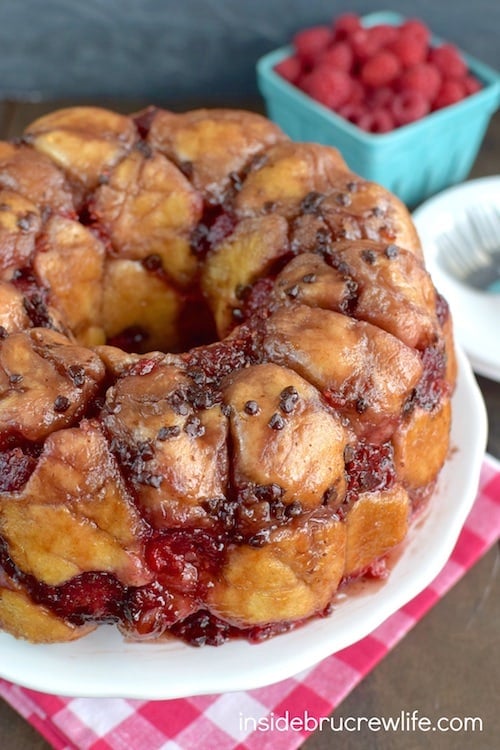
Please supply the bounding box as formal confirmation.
[436,204,500,293]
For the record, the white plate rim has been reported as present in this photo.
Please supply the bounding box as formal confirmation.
[0,347,488,699]
[413,175,500,381]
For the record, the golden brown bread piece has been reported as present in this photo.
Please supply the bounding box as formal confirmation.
[0,328,105,442]
[222,363,347,511]
[0,422,149,586]
[201,214,289,336]
[208,510,346,626]
[25,106,137,194]
[148,107,286,203]
[102,362,229,528]
[0,585,95,643]
[0,142,74,215]
[0,105,454,645]
[263,304,424,442]
[33,215,106,346]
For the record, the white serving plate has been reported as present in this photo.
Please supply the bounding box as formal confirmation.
[413,176,500,381]
[0,348,487,699]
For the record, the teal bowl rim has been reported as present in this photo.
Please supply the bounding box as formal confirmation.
[256,10,500,145]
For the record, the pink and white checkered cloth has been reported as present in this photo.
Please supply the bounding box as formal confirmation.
[1,454,499,750]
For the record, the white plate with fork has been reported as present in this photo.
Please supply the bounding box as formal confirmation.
[413,175,500,381]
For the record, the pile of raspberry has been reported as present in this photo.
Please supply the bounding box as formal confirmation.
[274,13,482,133]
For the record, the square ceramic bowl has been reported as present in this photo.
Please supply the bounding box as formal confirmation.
[257,11,500,207]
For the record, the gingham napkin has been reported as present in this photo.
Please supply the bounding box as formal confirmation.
[1,455,499,750]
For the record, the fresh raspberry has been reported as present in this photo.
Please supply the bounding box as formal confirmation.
[347,78,365,105]
[274,55,302,84]
[349,26,397,61]
[319,42,354,72]
[401,19,431,47]
[463,74,482,95]
[366,23,399,50]
[293,26,333,66]
[433,79,466,109]
[399,63,442,101]
[337,102,365,125]
[332,12,362,41]
[389,31,428,67]
[300,66,353,110]
[360,50,402,87]
[357,108,395,133]
[391,90,430,125]
[429,43,467,79]
[368,86,395,108]
[349,29,373,63]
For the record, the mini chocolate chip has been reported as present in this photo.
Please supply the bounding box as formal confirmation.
[346,181,358,192]
[372,205,384,217]
[8,373,23,385]
[244,400,260,416]
[268,412,285,430]
[263,201,276,212]
[355,398,369,413]
[322,486,338,506]
[0,326,8,339]
[143,254,163,271]
[385,243,399,259]
[247,530,270,547]
[361,249,376,264]
[345,278,358,295]
[255,483,284,501]
[157,425,181,440]
[97,173,110,185]
[335,260,351,276]
[302,273,316,284]
[53,395,70,413]
[187,368,206,386]
[300,191,324,214]
[201,496,220,514]
[143,473,163,488]
[315,226,330,245]
[17,213,36,232]
[189,388,214,410]
[68,364,85,387]
[138,440,155,460]
[286,284,300,299]
[184,415,205,438]
[335,192,352,207]
[235,283,251,301]
[285,500,302,517]
[221,403,232,417]
[135,140,152,158]
[169,391,189,416]
[279,385,299,414]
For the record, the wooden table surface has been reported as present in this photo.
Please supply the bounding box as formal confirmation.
[0,102,499,750]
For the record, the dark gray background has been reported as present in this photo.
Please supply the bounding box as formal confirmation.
[0,0,498,103]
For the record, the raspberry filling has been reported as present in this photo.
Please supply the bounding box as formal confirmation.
[0,447,38,493]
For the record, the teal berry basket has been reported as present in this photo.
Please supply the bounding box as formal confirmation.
[256,11,500,208]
